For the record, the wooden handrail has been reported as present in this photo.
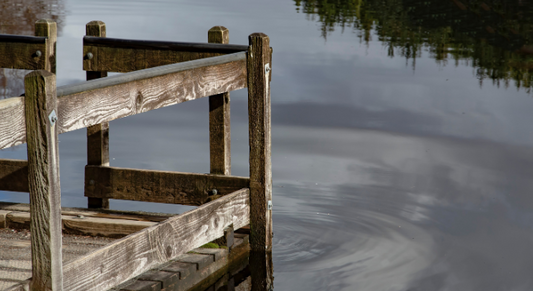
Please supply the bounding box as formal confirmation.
[59,51,245,97]
[0,52,247,150]
[84,35,248,53]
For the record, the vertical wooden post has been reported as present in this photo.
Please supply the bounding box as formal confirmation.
[25,70,63,291]
[247,33,273,290]
[85,21,110,209]
[34,19,57,74]
[208,26,231,175]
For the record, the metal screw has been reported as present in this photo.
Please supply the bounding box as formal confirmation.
[265,63,271,74]
[35,50,42,57]
[209,189,218,196]
[268,200,273,210]
[77,215,85,219]
[86,52,93,60]
[48,110,57,125]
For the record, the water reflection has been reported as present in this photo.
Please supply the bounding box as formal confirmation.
[0,0,65,98]
[273,126,533,290]
[295,0,533,91]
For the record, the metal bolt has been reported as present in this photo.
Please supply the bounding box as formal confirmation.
[265,63,271,74]
[35,50,42,57]
[209,189,218,196]
[86,52,93,60]
[268,200,273,210]
[51,116,57,123]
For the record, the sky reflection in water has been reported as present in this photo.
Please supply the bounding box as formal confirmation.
[2,0,533,290]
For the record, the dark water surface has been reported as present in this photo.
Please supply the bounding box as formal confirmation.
[2,0,533,290]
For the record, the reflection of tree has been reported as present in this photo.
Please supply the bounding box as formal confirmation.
[0,0,65,99]
[294,0,533,91]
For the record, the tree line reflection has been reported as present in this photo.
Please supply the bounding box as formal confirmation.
[294,0,533,92]
[0,0,64,99]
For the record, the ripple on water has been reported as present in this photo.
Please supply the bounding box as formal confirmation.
[273,183,437,291]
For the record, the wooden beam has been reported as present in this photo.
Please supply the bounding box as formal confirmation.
[209,26,232,176]
[0,159,28,192]
[247,33,274,291]
[83,36,248,72]
[0,35,46,70]
[85,20,110,210]
[24,70,63,291]
[84,165,250,206]
[0,97,25,150]
[63,189,250,291]
[57,52,247,134]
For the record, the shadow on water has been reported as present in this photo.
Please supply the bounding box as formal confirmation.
[0,0,65,98]
[294,0,533,91]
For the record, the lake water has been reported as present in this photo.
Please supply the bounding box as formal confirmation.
[2,0,533,290]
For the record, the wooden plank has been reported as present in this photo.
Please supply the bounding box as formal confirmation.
[84,165,250,206]
[62,188,250,291]
[62,215,155,238]
[85,20,110,210]
[0,97,26,150]
[0,202,174,223]
[83,36,248,72]
[0,37,47,70]
[4,211,155,237]
[24,70,63,291]
[247,33,274,291]
[57,52,247,134]
[0,159,28,192]
[209,26,232,176]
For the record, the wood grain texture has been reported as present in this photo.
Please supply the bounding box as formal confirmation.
[63,189,250,291]
[85,20,110,210]
[247,34,272,252]
[209,26,232,176]
[0,97,26,150]
[84,165,249,206]
[34,19,57,74]
[83,36,247,73]
[247,33,274,291]
[57,52,247,134]
[24,70,63,291]
[0,159,28,192]
[0,40,47,70]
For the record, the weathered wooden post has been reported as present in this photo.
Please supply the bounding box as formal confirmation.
[85,20,110,209]
[25,70,63,291]
[35,19,57,74]
[208,26,231,175]
[247,33,274,290]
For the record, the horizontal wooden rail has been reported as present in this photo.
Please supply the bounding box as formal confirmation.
[63,188,250,291]
[0,159,28,192]
[0,52,247,150]
[85,165,250,206]
[83,36,248,72]
[0,97,25,150]
[58,51,247,133]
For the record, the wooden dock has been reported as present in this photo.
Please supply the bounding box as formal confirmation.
[0,20,273,291]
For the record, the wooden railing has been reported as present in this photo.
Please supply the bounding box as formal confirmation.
[0,20,272,291]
